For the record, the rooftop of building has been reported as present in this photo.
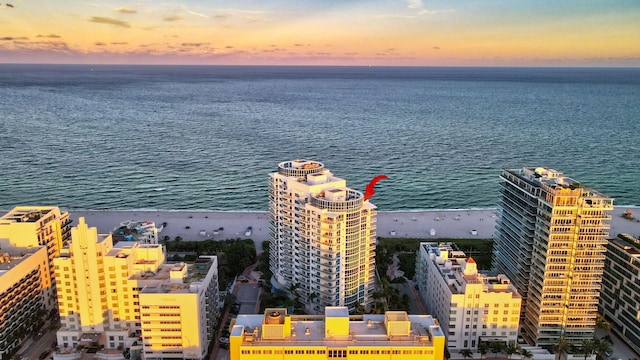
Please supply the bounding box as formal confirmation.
[507,167,611,199]
[232,307,443,347]
[277,159,327,177]
[135,257,215,294]
[611,234,640,257]
[111,220,157,244]
[0,246,45,274]
[0,206,58,223]
[421,242,520,297]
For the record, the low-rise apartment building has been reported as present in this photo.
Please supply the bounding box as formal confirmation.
[230,306,445,360]
[416,242,521,351]
[54,218,218,360]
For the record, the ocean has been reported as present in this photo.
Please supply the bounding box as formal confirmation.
[1,65,639,211]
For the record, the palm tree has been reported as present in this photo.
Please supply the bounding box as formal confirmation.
[505,343,520,359]
[594,315,611,339]
[593,338,612,360]
[580,339,596,360]
[490,342,505,358]
[520,349,534,360]
[554,336,572,360]
[459,349,474,360]
[478,343,488,360]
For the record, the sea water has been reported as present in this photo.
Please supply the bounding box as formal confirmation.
[1,65,639,210]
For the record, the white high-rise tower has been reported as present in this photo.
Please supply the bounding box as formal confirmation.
[268,160,377,313]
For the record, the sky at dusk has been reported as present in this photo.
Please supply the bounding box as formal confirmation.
[1,0,639,66]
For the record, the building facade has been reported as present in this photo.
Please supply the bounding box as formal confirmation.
[54,218,218,359]
[599,234,640,355]
[0,245,50,359]
[0,206,72,311]
[137,256,219,360]
[268,160,377,313]
[493,167,613,346]
[230,307,445,360]
[416,242,521,351]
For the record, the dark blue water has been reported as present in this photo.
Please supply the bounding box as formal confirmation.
[1,65,639,210]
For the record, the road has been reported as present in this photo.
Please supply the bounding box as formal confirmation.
[16,328,56,360]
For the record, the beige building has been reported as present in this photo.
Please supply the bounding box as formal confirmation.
[230,307,445,360]
[416,242,521,351]
[0,244,50,359]
[0,206,72,311]
[269,160,377,313]
[493,167,613,346]
[54,218,219,359]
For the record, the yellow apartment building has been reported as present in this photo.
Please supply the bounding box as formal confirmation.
[137,256,219,360]
[54,218,218,359]
[0,206,72,311]
[230,307,445,360]
[494,167,613,346]
[0,244,50,359]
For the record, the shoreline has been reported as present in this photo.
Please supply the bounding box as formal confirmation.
[57,206,640,251]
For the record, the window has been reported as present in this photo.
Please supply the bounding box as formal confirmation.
[328,350,347,358]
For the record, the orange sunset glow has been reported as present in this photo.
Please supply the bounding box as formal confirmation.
[1,0,639,66]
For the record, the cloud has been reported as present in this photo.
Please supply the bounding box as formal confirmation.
[95,42,107,46]
[225,46,233,49]
[1,36,28,41]
[163,14,185,22]
[115,7,137,14]
[186,10,208,18]
[37,34,62,38]
[405,0,453,15]
[90,17,131,28]
[181,42,209,47]
[111,42,128,45]
[433,46,440,50]
[407,0,423,9]
[1,37,14,41]
[213,13,231,20]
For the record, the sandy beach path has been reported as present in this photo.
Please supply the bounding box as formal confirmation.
[64,206,640,250]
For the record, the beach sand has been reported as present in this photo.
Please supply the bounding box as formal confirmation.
[67,206,640,250]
